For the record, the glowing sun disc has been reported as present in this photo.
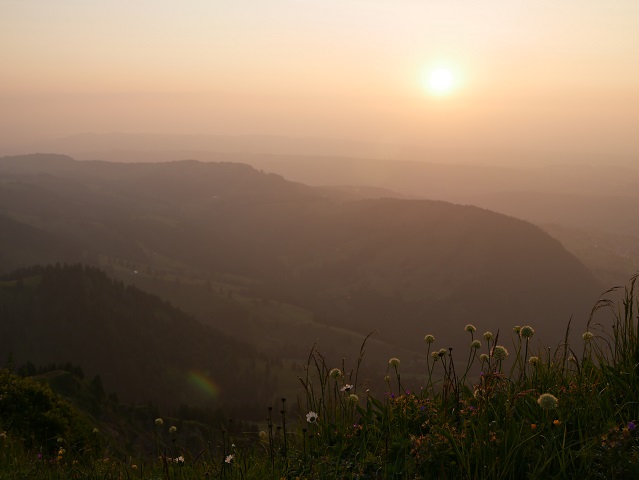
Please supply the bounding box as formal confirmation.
[428,68,454,94]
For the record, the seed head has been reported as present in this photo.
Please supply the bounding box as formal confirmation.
[492,345,508,361]
[528,356,541,366]
[483,331,494,341]
[537,393,559,410]
[329,368,342,380]
[388,357,400,367]
[520,326,535,339]
[465,324,476,333]
[424,334,435,344]
[471,340,481,349]
[582,331,594,341]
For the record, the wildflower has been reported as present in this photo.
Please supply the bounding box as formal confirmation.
[340,384,353,393]
[629,421,636,431]
[155,418,164,426]
[583,331,594,341]
[424,334,435,344]
[169,426,177,434]
[0,432,6,440]
[537,393,559,410]
[225,454,234,464]
[384,375,391,382]
[479,353,489,362]
[431,351,439,360]
[329,368,342,380]
[259,431,267,440]
[131,465,138,470]
[520,326,535,339]
[348,394,359,403]
[492,345,508,361]
[553,419,561,426]
[513,326,521,334]
[528,356,541,366]
[174,456,184,464]
[471,340,481,349]
[465,324,476,333]
[58,448,65,456]
[483,331,494,341]
[438,348,448,357]
[388,357,400,367]
[531,424,537,430]
[306,411,319,424]
[92,428,99,434]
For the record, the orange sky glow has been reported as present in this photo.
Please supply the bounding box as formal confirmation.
[1,0,638,160]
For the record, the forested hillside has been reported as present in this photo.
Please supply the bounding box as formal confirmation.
[0,264,275,413]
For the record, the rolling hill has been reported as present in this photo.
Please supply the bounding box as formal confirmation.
[0,264,275,413]
[0,154,604,371]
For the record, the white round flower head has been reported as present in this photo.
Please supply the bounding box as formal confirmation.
[424,334,435,344]
[388,357,400,367]
[528,356,541,366]
[169,426,177,434]
[520,326,535,339]
[225,454,234,464]
[438,348,448,357]
[348,393,359,403]
[537,393,559,410]
[471,340,481,349]
[306,411,319,424]
[329,368,342,380]
[155,418,163,426]
[492,345,509,361]
[483,331,494,341]
[431,351,440,360]
[465,324,476,333]
[583,331,594,341]
[479,353,489,362]
[340,384,353,393]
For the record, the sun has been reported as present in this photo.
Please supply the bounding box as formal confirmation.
[422,67,456,96]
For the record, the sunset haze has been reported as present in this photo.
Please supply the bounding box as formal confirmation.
[2,0,638,160]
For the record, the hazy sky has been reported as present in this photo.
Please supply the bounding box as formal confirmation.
[2,0,638,158]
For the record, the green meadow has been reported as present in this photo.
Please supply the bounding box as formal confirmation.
[2,274,639,479]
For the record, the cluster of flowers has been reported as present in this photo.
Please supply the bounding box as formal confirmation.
[328,368,359,403]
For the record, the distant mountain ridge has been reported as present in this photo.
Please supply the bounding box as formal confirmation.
[0,153,603,359]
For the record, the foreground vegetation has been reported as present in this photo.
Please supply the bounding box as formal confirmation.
[2,275,639,479]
